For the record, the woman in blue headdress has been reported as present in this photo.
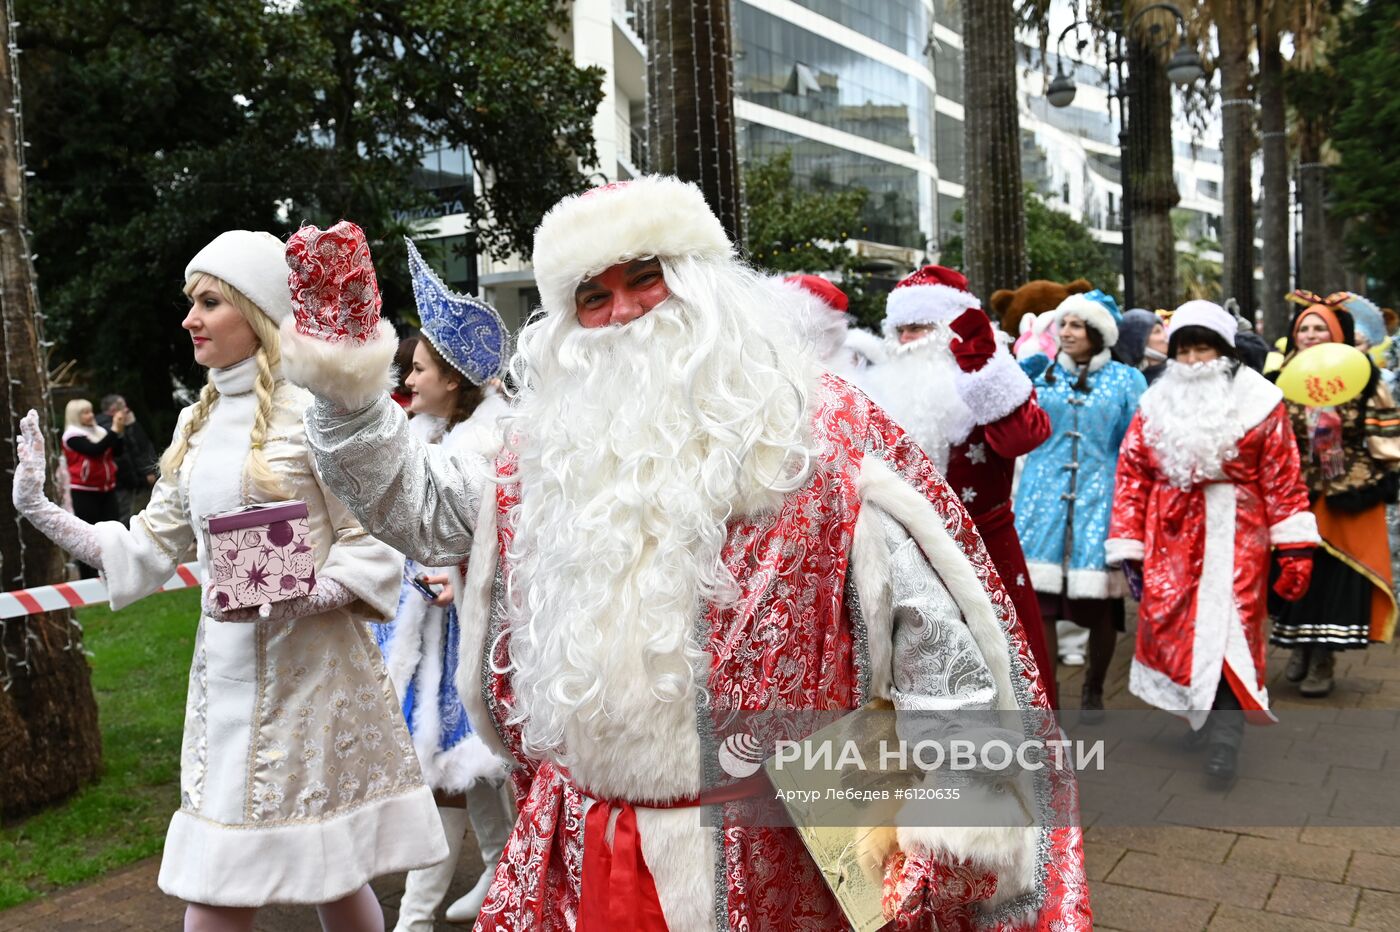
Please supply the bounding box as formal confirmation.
[379,241,514,931]
[1015,291,1147,715]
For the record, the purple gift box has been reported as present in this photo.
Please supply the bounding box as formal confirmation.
[201,500,317,611]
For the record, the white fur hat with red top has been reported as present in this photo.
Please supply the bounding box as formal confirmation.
[530,175,733,319]
[883,265,980,338]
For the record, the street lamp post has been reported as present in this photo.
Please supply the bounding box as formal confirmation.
[1045,2,1203,309]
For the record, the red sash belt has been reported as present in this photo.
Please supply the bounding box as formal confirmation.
[572,770,770,932]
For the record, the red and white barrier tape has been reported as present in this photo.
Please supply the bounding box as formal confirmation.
[0,562,204,620]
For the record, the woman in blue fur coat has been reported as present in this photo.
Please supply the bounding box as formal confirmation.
[1015,293,1146,715]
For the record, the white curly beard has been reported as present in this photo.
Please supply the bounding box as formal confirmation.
[1139,358,1245,489]
[500,256,816,765]
[861,327,974,474]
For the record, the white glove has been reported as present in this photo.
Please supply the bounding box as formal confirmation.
[204,576,355,623]
[12,409,103,569]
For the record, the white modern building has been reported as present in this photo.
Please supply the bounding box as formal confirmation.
[408,0,1229,328]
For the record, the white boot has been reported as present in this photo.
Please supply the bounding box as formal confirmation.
[444,780,515,924]
[393,805,470,932]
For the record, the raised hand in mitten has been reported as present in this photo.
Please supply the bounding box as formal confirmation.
[949,307,998,373]
[284,221,383,345]
[206,577,354,623]
[11,410,104,569]
[1273,546,1314,602]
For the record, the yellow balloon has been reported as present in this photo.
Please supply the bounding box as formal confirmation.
[1277,343,1372,407]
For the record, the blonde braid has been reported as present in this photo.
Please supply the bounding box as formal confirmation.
[178,271,288,499]
[244,342,288,499]
[158,379,219,478]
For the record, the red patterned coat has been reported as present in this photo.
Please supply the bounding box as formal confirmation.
[1106,367,1318,723]
[945,398,1054,707]
[450,376,1090,932]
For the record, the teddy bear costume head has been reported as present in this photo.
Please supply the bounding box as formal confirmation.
[989,278,1094,339]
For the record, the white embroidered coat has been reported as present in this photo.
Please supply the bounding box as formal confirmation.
[90,357,446,907]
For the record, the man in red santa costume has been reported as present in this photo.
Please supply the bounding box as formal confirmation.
[773,273,886,381]
[864,266,1057,706]
[277,177,1090,930]
[1106,300,1318,780]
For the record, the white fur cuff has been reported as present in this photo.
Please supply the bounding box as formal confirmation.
[1270,511,1321,547]
[955,351,1033,426]
[896,822,1038,902]
[1103,538,1145,566]
[280,318,398,412]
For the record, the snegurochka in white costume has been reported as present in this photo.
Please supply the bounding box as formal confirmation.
[278,179,1092,931]
[11,230,446,931]
[380,240,515,931]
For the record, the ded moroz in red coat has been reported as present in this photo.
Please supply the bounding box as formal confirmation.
[943,350,1056,706]
[1106,366,1318,725]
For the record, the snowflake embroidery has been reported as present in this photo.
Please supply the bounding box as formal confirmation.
[960,486,978,504]
[1017,573,1027,588]
[295,781,331,817]
[367,762,390,793]
[966,442,987,464]
[337,770,362,803]
[334,730,358,759]
[329,688,351,716]
[363,723,384,749]
[256,783,285,816]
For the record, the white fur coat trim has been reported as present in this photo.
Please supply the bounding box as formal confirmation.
[531,175,731,318]
[850,504,895,701]
[279,317,399,413]
[855,456,1018,710]
[883,284,979,336]
[453,472,516,767]
[1270,510,1321,547]
[1103,537,1145,566]
[1231,366,1285,432]
[956,349,1034,426]
[1027,561,1127,599]
[1056,347,1113,375]
[852,455,1040,904]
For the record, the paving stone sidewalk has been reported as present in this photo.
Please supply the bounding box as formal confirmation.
[5,621,1400,930]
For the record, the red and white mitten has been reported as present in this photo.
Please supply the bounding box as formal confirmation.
[279,221,399,411]
[950,307,1035,427]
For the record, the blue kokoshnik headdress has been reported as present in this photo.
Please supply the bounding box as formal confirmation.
[405,237,509,386]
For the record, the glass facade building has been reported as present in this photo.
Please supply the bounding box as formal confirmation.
[732,0,958,262]
[446,0,1226,325]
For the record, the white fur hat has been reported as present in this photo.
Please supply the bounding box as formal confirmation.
[185,230,294,325]
[1054,293,1120,348]
[531,175,732,317]
[1169,299,1238,347]
[882,264,979,337]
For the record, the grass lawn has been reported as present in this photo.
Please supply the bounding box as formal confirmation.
[0,588,198,909]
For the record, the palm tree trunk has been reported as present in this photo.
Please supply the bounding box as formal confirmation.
[645,0,743,243]
[1125,33,1180,310]
[1297,120,1329,292]
[962,0,1027,304]
[1216,5,1256,316]
[0,9,102,816]
[1257,13,1291,340]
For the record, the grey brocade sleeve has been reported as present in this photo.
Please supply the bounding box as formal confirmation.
[879,509,998,711]
[304,395,491,567]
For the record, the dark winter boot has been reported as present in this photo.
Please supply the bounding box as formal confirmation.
[1284,647,1310,683]
[1204,744,1238,784]
[1079,682,1105,724]
[1299,648,1335,698]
